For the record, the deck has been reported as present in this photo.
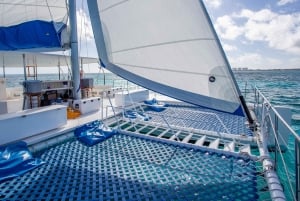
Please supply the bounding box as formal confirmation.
[1,133,264,201]
[0,95,274,201]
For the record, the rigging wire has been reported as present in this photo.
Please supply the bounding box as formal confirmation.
[45,0,69,49]
[45,0,54,22]
[78,0,92,73]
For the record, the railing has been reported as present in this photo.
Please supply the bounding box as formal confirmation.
[94,73,140,91]
[253,86,299,201]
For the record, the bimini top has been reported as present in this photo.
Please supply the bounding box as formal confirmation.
[0,0,69,52]
[87,0,244,116]
[0,51,98,68]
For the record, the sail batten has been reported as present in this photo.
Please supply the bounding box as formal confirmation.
[111,38,215,54]
[114,62,210,76]
[88,0,245,116]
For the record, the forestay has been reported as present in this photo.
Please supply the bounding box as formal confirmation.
[0,0,69,51]
[88,0,244,116]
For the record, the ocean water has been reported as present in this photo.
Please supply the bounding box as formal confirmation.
[234,69,300,134]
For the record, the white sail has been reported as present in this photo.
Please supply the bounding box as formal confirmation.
[0,0,69,51]
[88,0,244,116]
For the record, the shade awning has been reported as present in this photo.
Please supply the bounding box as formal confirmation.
[0,51,98,67]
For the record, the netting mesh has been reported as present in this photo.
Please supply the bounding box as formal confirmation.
[141,102,253,136]
[0,134,259,201]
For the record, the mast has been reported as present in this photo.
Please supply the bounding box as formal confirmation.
[69,0,81,100]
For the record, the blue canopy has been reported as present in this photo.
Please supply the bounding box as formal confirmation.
[0,20,66,51]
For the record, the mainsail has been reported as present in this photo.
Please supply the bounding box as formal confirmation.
[88,0,245,116]
[0,0,69,51]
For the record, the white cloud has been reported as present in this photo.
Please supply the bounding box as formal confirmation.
[203,0,222,9]
[215,16,244,40]
[223,44,237,51]
[244,10,300,55]
[215,9,300,55]
[228,53,284,69]
[277,0,297,6]
[241,9,277,22]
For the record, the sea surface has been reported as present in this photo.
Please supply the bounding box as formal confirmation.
[234,69,300,134]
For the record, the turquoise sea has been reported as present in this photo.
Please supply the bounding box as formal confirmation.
[234,69,300,134]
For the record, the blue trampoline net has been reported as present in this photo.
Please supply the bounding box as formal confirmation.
[140,102,253,136]
[0,134,262,201]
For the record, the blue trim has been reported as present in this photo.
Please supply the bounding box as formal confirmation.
[233,105,244,116]
[100,58,106,67]
[0,20,66,51]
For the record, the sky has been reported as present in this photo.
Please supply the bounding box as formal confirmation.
[203,0,300,69]
[3,0,300,74]
[77,0,300,70]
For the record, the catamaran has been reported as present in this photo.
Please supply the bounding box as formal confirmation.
[0,0,298,200]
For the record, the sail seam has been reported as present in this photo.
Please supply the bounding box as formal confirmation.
[0,2,65,8]
[100,0,129,12]
[112,38,215,54]
[114,62,229,78]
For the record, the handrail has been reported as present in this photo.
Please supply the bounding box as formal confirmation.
[102,83,299,201]
[253,86,299,201]
[254,87,300,141]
